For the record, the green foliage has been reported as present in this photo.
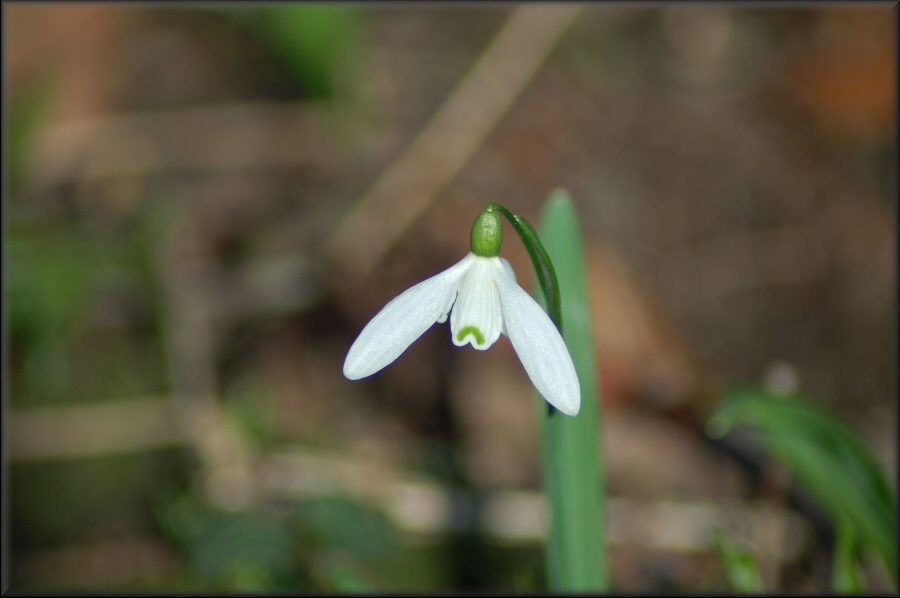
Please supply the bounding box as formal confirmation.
[6,70,55,197]
[190,510,297,590]
[321,561,372,592]
[712,527,766,592]
[235,5,362,99]
[8,226,165,406]
[8,233,94,344]
[12,450,188,549]
[157,494,457,591]
[535,189,607,590]
[707,388,897,587]
[832,520,867,592]
[299,497,400,562]
[8,233,97,404]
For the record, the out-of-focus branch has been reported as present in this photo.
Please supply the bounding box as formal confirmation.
[24,103,340,190]
[259,449,809,559]
[6,400,808,560]
[152,198,256,511]
[326,5,584,285]
[8,398,180,461]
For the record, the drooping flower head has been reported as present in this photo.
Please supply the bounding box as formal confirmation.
[343,207,580,416]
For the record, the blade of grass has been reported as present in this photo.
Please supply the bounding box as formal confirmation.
[832,520,867,592]
[712,527,766,592]
[707,388,897,586]
[535,188,607,591]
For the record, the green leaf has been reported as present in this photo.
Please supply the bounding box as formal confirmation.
[832,520,867,592]
[535,188,607,590]
[712,527,766,592]
[707,388,897,586]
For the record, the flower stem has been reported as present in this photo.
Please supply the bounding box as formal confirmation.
[487,195,607,589]
[486,202,562,333]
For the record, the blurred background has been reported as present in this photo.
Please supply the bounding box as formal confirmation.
[4,3,896,592]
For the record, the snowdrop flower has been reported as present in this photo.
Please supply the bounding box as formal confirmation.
[343,208,581,416]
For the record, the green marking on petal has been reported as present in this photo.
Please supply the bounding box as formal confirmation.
[456,325,485,345]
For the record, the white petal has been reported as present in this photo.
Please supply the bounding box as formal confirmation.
[499,257,516,283]
[343,253,476,379]
[450,257,503,350]
[498,258,515,336]
[491,260,581,415]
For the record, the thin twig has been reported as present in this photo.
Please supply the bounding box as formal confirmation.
[327,5,584,284]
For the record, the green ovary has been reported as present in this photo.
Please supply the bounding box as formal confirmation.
[456,325,485,345]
